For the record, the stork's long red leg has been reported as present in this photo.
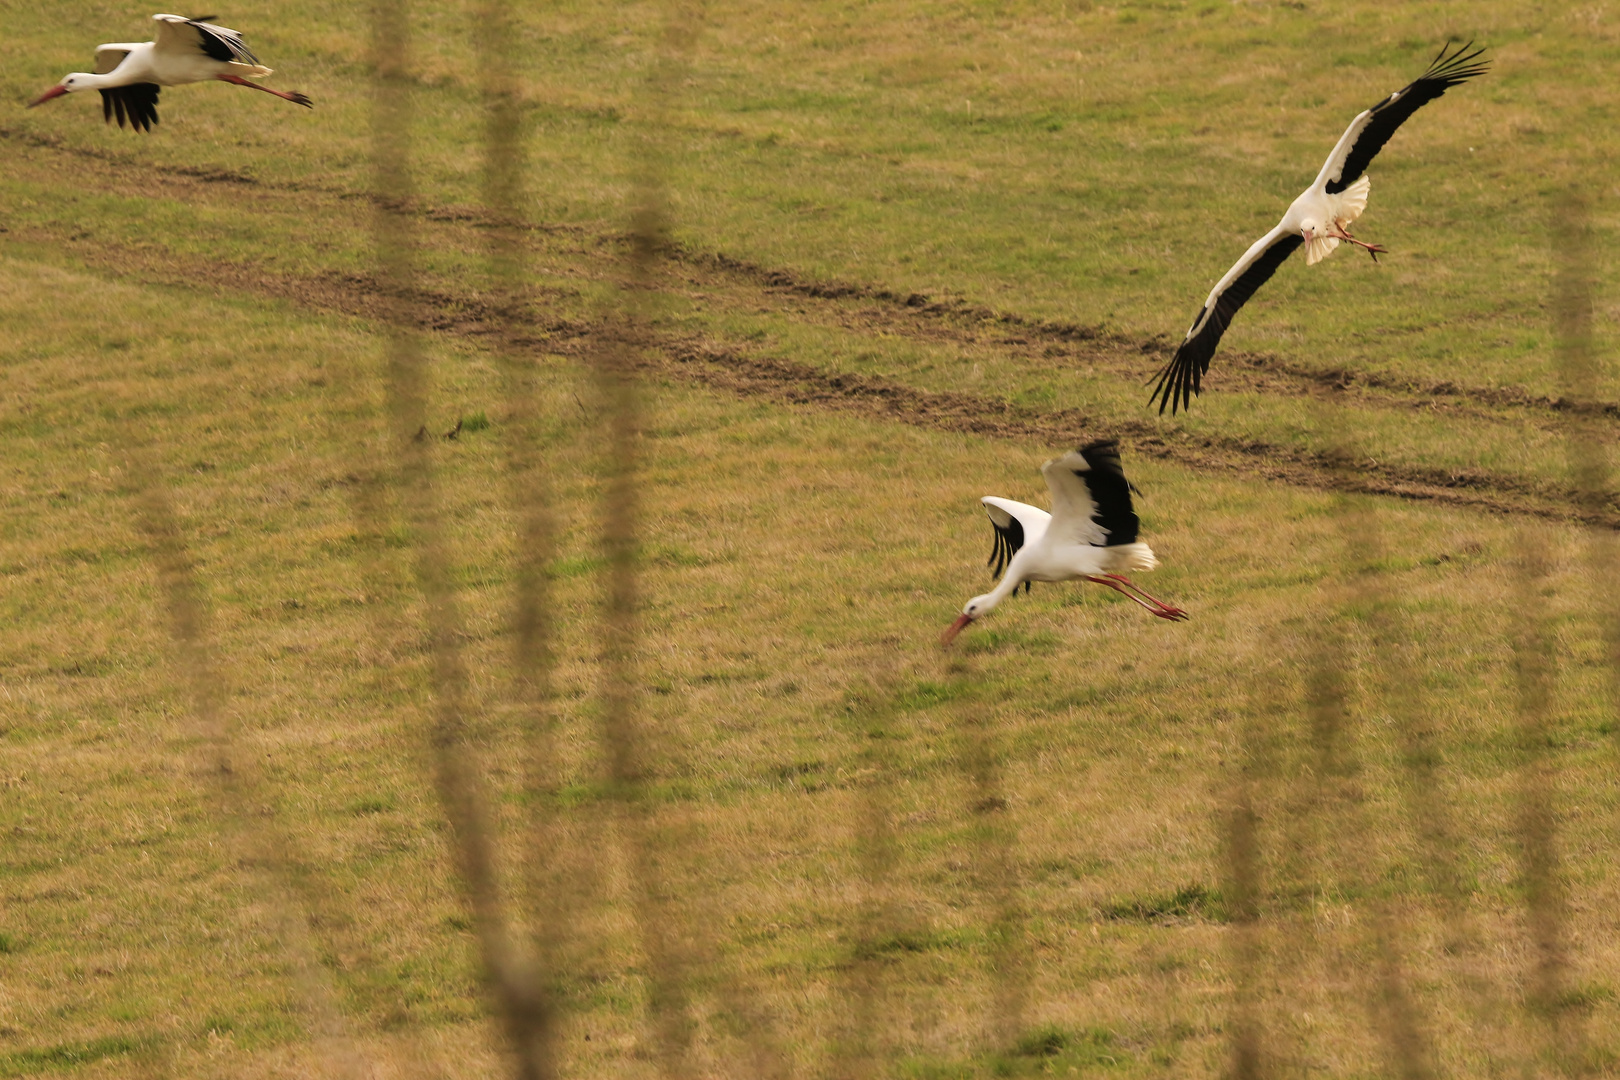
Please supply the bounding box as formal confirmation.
[1101,574,1182,611]
[1085,576,1159,614]
[1329,222,1386,262]
[215,74,314,108]
[1095,574,1190,621]
[1085,576,1190,621]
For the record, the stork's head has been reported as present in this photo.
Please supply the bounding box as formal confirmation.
[941,593,999,646]
[28,75,86,107]
[1299,217,1322,243]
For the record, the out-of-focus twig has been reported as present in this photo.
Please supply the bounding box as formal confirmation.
[370,5,551,1077]
[472,0,566,1074]
[946,671,1027,1048]
[1283,420,1438,1077]
[585,3,720,1076]
[836,678,903,1080]
[1224,692,1270,1080]
[127,449,369,1078]
[1510,188,1605,1076]
[1553,190,1620,718]
[1510,530,1584,1072]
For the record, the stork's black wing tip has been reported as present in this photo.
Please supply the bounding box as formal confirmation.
[1147,358,1195,416]
[1147,363,1174,415]
[99,84,160,133]
[1424,39,1491,83]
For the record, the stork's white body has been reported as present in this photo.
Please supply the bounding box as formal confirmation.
[76,40,271,92]
[54,16,273,92]
[975,495,1157,609]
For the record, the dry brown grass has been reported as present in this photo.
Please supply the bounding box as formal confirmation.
[4,2,1620,1078]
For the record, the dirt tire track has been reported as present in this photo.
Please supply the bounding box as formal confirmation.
[5,126,1611,425]
[18,225,1614,528]
[6,124,1616,525]
[650,339,1620,528]
[663,244,1620,423]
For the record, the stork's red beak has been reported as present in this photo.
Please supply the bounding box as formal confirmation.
[940,613,974,646]
[29,85,69,108]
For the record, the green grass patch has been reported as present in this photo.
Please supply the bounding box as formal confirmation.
[903,1025,1128,1077]
[1101,883,1226,923]
[0,1035,150,1077]
[2,3,1619,1077]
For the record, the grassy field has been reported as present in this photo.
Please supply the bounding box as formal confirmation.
[2,1,1619,1077]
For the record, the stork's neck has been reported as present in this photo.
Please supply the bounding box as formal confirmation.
[981,572,1026,614]
[63,71,128,91]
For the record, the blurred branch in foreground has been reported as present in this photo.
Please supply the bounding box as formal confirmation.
[836,675,904,1080]
[1262,419,1437,1076]
[1510,527,1584,1073]
[1224,689,1269,1080]
[947,668,1028,1049]
[586,2,726,1075]
[128,449,369,1079]
[1512,188,1605,1077]
[1553,190,1620,718]
[472,0,566,1074]
[370,4,549,1076]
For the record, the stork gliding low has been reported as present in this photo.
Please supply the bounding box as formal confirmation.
[942,440,1187,646]
[28,14,313,131]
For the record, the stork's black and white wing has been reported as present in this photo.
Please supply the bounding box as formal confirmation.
[1149,224,1303,415]
[1312,41,1489,195]
[89,42,160,130]
[152,13,263,66]
[100,83,162,131]
[1039,440,1142,547]
[981,497,1049,593]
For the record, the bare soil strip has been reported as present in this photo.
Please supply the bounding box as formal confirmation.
[19,225,1611,527]
[5,132,1614,523]
[652,338,1616,526]
[5,127,1609,423]
[665,245,1620,422]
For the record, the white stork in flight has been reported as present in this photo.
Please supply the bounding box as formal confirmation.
[942,440,1187,646]
[1149,42,1488,415]
[28,14,312,132]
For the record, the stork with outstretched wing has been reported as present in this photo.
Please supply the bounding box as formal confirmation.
[29,14,313,131]
[1149,42,1488,415]
[942,440,1187,645]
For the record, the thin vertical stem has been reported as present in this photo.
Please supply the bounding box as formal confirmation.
[589,4,707,1076]
[474,0,565,1074]
[1553,193,1606,523]
[1507,188,1606,1078]
[370,6,547,1076]
[1225,697,1269,1080]
[127,450,369,1078]
[1294,415,1437,1078]
[839,680,902,1080]
[1511,533,1582,1072]
[1552,190,1620,703]
[947,667,1027,1048]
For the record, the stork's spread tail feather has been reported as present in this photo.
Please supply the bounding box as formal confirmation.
[1305,233,1341,265]
[1107,542,1159,574]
